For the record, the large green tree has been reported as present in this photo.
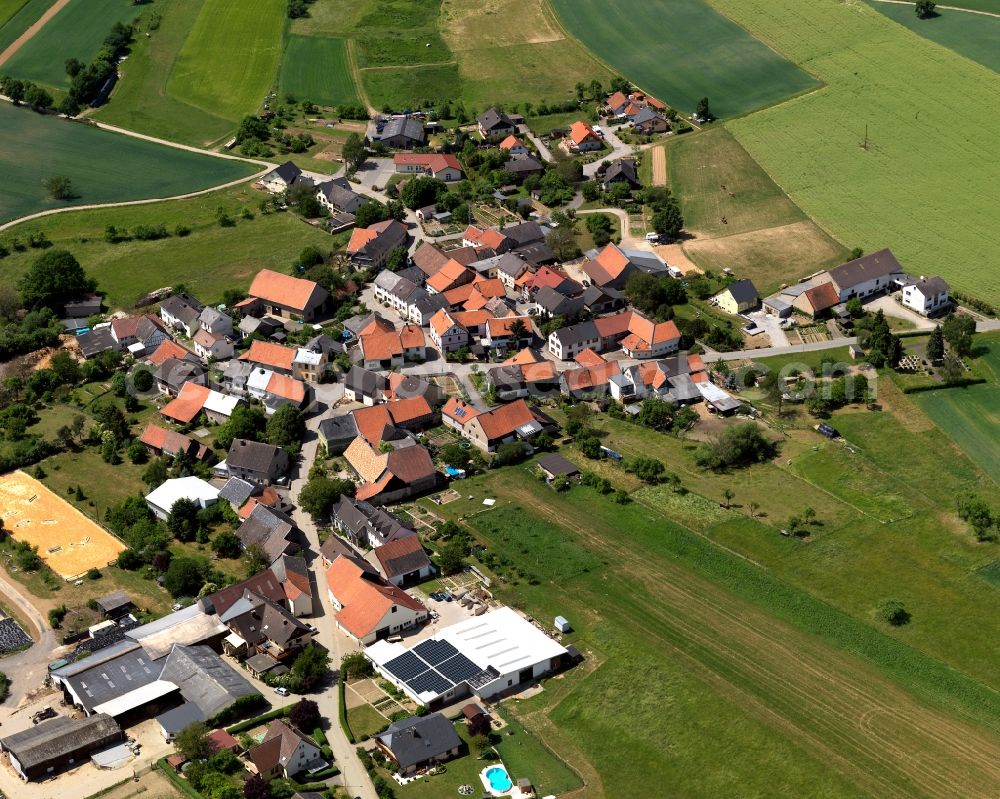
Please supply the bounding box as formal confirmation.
[18,249,96,312]
[941,313,975,357]
[342,133,367,172]
[400,176,446,210]
[164,557,205,597]
[266,405,304,453]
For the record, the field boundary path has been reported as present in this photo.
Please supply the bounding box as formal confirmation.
[651,145,667,186]
[870,0,1000,18]
[0,567,57,708]
[0,0,72,67]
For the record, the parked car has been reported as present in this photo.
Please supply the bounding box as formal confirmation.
[742,321,760,335]
[645,232,659,242]
[274,687,289,696]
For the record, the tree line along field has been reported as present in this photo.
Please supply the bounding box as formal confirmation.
[166,0,286,123]
[92,0,238,147]
[423,446,1000,798]
[869,1,1000,74]
[713,0,1000,307]
[0,185,338,309]
[547,0,817,118]
[1,0,141,89]
[0,104,257,225]
[0,0,52,52]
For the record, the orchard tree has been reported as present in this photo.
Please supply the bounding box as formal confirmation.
[167,498,200,542]
[44,175,74,200]
[696,97,713,121]
[175,722,211,760]
[941,313,975,357]
[18,249,95,312]
[342,133,368,172]
[926,324,944,362]
[651,201,683,240]
[915,0,936,18]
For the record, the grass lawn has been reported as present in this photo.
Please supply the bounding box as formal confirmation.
[492,706,582,796]
[548,0,816,118]
[0,104,257,225]
[93,0,237,147]
[0,185,337,309]
[667,128,848,292]
[0,0,56,53]
[392,724,489,799]
[2,0,144,89]
[346,702,388,740]
[524,110,585,137]
[912,382,1000,485]
[279,35,359,106]
[870,1,1000,73]
[424,465,1000,796]
[361,63,460,109]
[718,0,1000,305]
[167,0,286,121]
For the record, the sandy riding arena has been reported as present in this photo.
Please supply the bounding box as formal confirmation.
[0,471,125,580]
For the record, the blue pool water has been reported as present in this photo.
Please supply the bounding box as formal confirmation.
[486,765,513,792]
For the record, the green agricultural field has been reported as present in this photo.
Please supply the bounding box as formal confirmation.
[871,1,1000,73]
[548,0,817,118]
[361,63,460,109]
[167,0,285,121]
[93,0,236,147]
[716,0,1000,306]
[0,104,256,225]
[279,35,358,106]
[912,358,1000,484]
[0,186,339,309]
[0,0,53,52]
[2,0,143,89]
[425,466,1000,797]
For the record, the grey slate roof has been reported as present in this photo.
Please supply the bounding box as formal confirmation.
[909,276,949,295]
[54,643,160,713]
[155,702,205,736]
[501,221,545,247]
[316,178,367,213]
[160,295,201,325]
[333,496,414,546]
[219,477,258,506]
[505,154,544,173]
[0,714,121,771]
[723,278,759,305]
[537,453,580,477]
[267,161,302,184]
[344,365,388,397]
[227,439,287,475]
[237,505,299,561]
[828,248,903,291]
[477,108,514,133]
[95,591,132,614]
[158,644,259,718]
[378,713,462,769]
[533,285,584,318]
[602,159,640,187]
[382,117,425,143]
[77,327,118,359]
[318,414,359,446]
[551,320,599,348]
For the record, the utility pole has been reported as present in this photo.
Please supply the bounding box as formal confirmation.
[861,125,869,151]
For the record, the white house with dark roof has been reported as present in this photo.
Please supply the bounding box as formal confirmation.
[261,161,304,193]
[901,276,950,316]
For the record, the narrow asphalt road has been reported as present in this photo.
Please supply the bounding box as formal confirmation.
[582,128,632,178]
[0,570,58,709]
[288,387,378,799]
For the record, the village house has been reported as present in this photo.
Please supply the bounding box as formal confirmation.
[392,153,464,182]
[376,714,462,776]
[505,153,545,184]
[344,437,438,504]
[602,159,641,191]
[792,282,841,318]
[193,328,234,361]
[344,365,388,405]
[428,309,470,354]
[240,339,296,375]
[221,439,289,485]
[242,269,330,322]
[347,219,409,270]
[460,398,555,452]
[483,315,533,351]
[828,248,905,302]
[477,108,517,140]
[631,106,670,134]
[498,135,530,156]
[199,307,233,337]
[560,359,621,399]
[901,276,950,316]
[375,535,433,586]
[145,476,220,520]
[292,345,326,382]
[315,177,368,214]
[582,285,627,315]
[248,720,325,780]
[245,368,309,415]
[159,294,203,337]
[220,591,313,661]
[332,496,415,550]
[714,279,760,315]
[154,357,207,396]
[441,397,482,433]
[236,505,304,562]
[139,423,210,462]
[110,314,169,356]
[426,259,476,295]
[260,161,304,193]
[160,382,242,424]
[148,339,199,368]
[379,116,426,149]
[486,359,560,401]
[562,121,603,153]
[326,555,428,644]
[352,319,426,370]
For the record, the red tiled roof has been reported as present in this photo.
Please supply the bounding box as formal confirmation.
[359,330,403,360]
[498,135,525,150]
[593,312,632,338]
[266,372,306,402]
[241,340,295,371]
[399,324,425,349]
[149,339,195,366]
[326,556,426,639]
[487,315,531,338]
[574,348,606,367]
[347,227,379,254]
[475,399,535,440]
[595,243,631,279]
[562,360,621,392]
[387,395,433,425]
[567,121,599,146]
[393,153,462,175]
[352,405,393,446]
[442,397,481,425]
[160,382,210,424]
[430,309,458,337]
[426,259,472,293]
[607,91,628,110]
[803,282,840,313]
[503,347,542,365]
[463,226,507,250]
[248,269,322,313]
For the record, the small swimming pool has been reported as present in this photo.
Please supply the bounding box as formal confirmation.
[484,765,513,793]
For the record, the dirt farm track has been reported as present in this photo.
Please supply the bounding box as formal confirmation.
[0,471,125,580]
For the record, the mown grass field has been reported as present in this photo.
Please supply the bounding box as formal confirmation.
[167,0,285,121]
[0,186,338,308]
[279,35,358,106]
[913,383,1000,485]
[2,0,142,88]
[716,0,1000,306]
[94,0,236,147]
[668,127,849,291]
[548,0,817,118]
[0,104,257,224]
[870,1,1000,73]
[360,63,460,109]
[424,460,1000,797]
[0,0,53,52]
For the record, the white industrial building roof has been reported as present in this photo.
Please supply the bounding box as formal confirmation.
[92,679,178,717]
[146,476,220,512]
[203,389,242,417]
[438,607,567,673]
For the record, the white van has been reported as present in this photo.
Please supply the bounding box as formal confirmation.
[645,232,659,242]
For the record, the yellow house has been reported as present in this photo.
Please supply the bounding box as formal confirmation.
[714,279,759,315]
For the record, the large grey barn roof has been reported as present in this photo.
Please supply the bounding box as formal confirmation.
[0,714,121,770]
[158,644,259,718]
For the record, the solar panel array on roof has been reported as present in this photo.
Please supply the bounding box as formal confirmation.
[384,652,424,682]
[409,670,452,696]
[413,639,458,666]
[454,407,467,418]
[436,653,482,683]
